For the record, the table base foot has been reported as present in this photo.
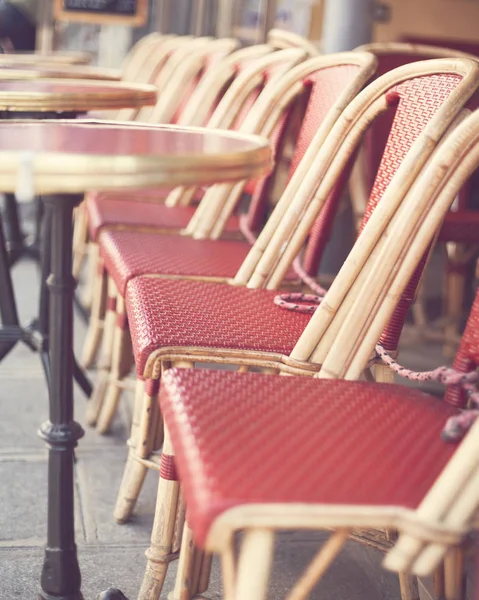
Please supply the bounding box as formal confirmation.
[96,589,130,600]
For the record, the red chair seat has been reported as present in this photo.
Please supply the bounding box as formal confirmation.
[439,210,479,244]
[86,192,238,243]
[125,277,312,374]
[159,368,460,547]
[100,231,251,296]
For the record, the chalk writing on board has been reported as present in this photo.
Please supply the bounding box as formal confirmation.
[63,0,136,15]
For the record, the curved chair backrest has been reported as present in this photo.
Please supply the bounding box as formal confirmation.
[350,42,479,224]
[120,32,166,81]
[145,37,240,124]
[165,48,307,209]
[268,28,319,57]
[185,52,376,240]
[115,36,198,121]
[270,60,479,377]
[176,44,274,128]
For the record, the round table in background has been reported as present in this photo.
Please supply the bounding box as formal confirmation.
[0,119,272,600]
[0,79,156,401]
[0,64,121,81]
[0,51,91,65]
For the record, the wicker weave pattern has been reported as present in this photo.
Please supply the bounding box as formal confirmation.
[446,287,479,408]
[160,368,459,547]
[247,64,364,244]
[86,194,237,242]
[125,278,311,374]
[359,74,463,351]
[100,231,251,296]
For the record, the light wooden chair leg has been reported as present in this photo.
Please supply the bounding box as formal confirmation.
[138,425,182,600]
[114,378,163,524]
[444,255,466,358]
[444,548,465,600]
[72,200,88,280]
[81,241,100,311]
[398,573,420,600]
[96,294,134,434]
[434,563,445,598]
[286,529,349,600]
[234,529,274,600]
[374,361,395,384]
[85,276,118,426]
[171,522,203,600]
[80,259,108,369]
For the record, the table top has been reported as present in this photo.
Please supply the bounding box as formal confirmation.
[0,64,121,81]
[0,120,272,194]
[0,52,91,65]
[0,79,156,112]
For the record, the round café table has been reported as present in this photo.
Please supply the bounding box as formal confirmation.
[0,119,271,600]
[0,51,91,65]
[0,79,156,401]
[0,64,120,81]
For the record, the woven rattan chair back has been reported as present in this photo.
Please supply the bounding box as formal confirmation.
[230,60,479,371]
[287,72,479,382]
[186,52,377,240]
[350,42,478,226]
[267,28,320,57]
[332,109,479,385]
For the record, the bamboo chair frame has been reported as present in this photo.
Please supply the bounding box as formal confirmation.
[185,52,375,241]
[349,42,479,359]
[136,37,239,125]
[120,33,165,81]
[84,48,314,422]
[267,28,320,57]
[72,41,271,286]
[115,60,479,600]
[166,107,479,600]
[164,47,307,208]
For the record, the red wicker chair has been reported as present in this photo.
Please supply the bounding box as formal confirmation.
[156,108,479,600]
[87,53,376,435]
[351,42,479,357]
[79,47,307,369]
[114,61,479,600]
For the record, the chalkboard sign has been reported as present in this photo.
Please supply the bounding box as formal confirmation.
[54,0,148,26]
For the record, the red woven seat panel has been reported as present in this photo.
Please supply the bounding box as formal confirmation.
[247,64,364,242]
[445,287,479,408]
[160,368,459,547]
[357,73,464,352]
[100,231,251,296]
[85,193,236,242]
[126,277,311,374]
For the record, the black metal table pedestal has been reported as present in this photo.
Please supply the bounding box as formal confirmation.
[36,194,129,600]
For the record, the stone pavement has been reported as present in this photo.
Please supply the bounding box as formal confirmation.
[0,228,474,598]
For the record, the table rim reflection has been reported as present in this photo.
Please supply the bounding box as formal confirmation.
[0,120,273,193]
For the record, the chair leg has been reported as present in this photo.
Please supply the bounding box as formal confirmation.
[72,200,88,280]
[171,521,211,600]
[444,548,465,600]
[85,276,119,426]
[96,294,134,434]
[444,253,466,358]
[138,425,183,600]
[398,573,420,600]
[82,241,100,311]
[374,361,395,384]
[114,378,163,524]
[234,529,274,600]
[80,259,108,369]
